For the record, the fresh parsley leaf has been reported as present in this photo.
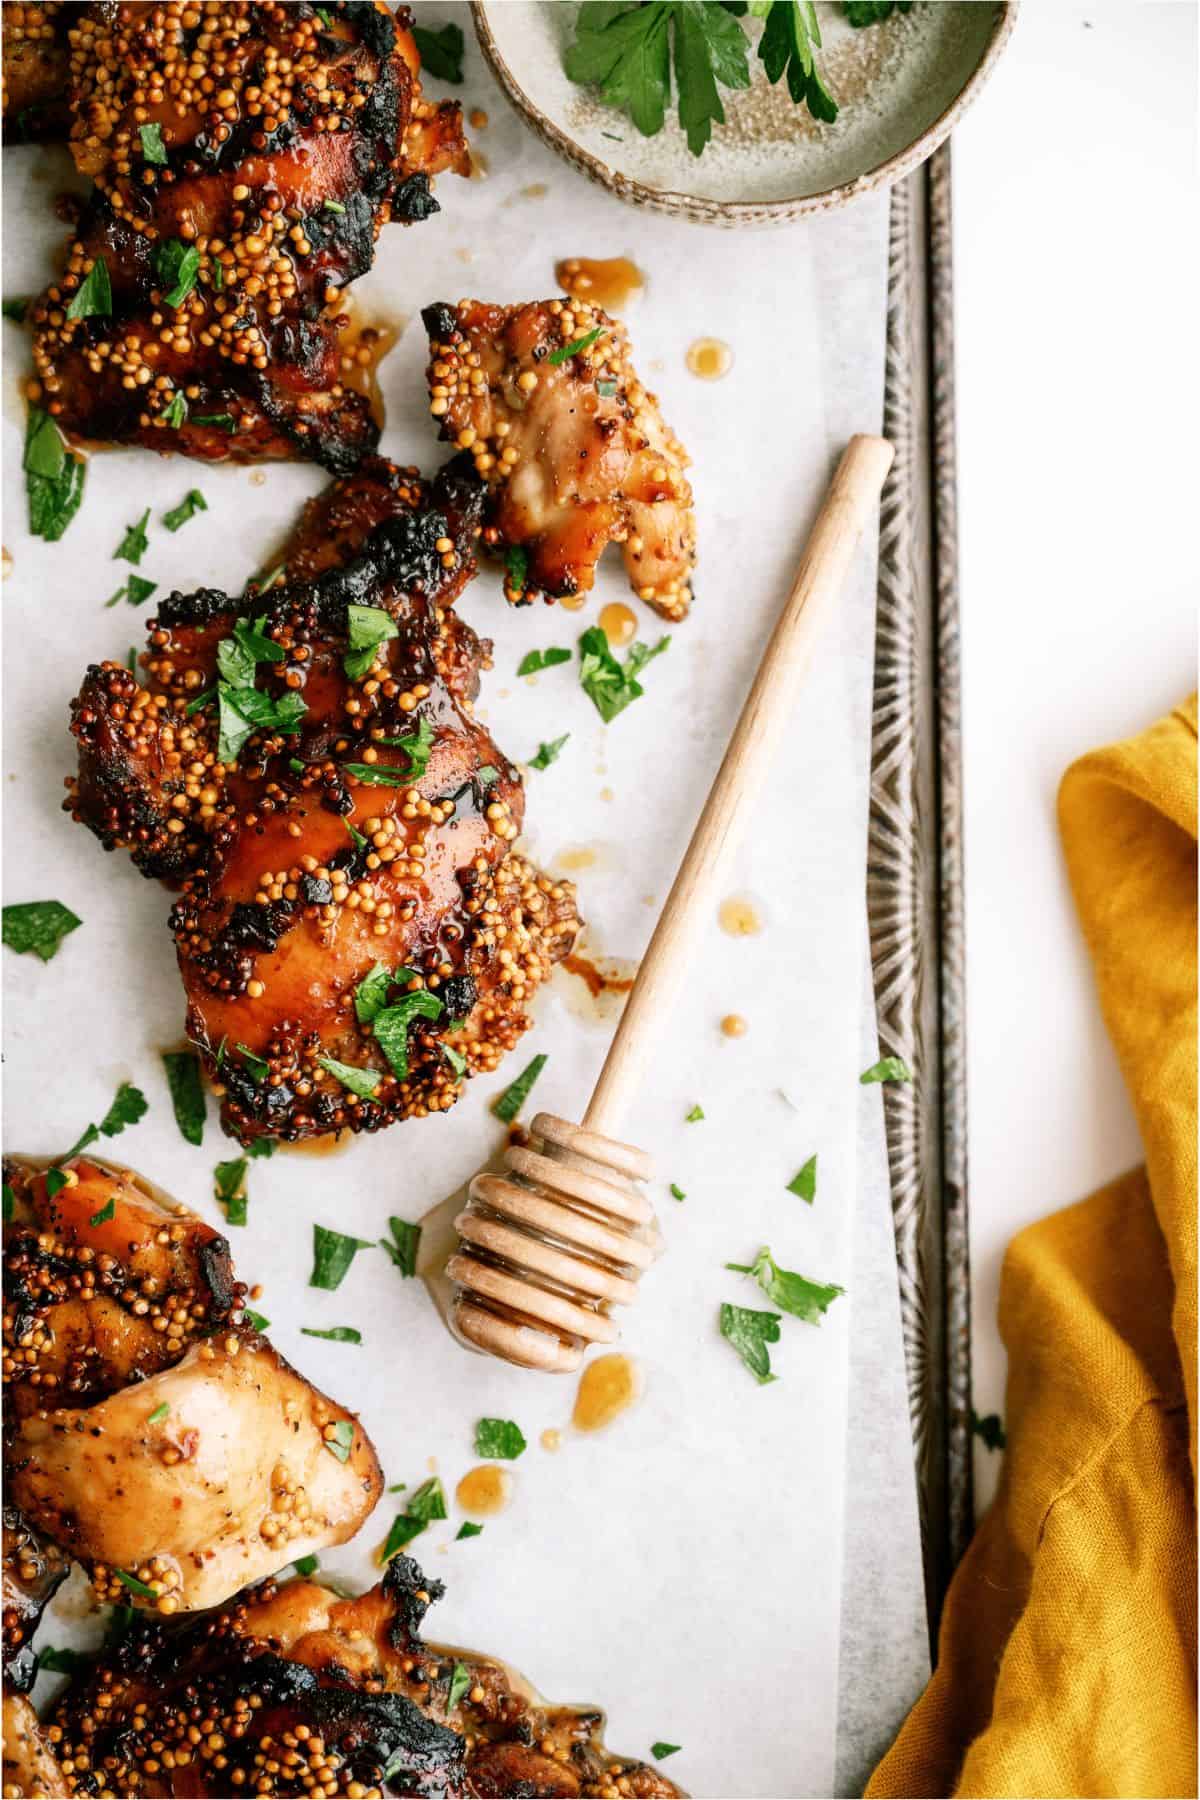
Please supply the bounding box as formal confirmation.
[343,603,399,678]
[369,714,437,779]
[310,1224,375,1291]
[301,1325,363,1344]
[322,198,346,214]
[477,764,500,790]
[147,1401,170,1424]
[475,1418,527,1460]
[247,1137,274,1158]
[3,900,81,962]
[669,1182,686,1201]
[651,1743,682,1761]
[163,488,207,531]
[116,1569,155,1597]
[154,238,201,308]
[441,1041,468,1080]
[685,1103,704,1122]
[787,1154,817,1202]
[108,573,156,607]
[139,121,168,163]
[293,1554,320,1576]
[517,646,571,676]
[844,0,910,23]
[163,391,188,428]
[564,1,672,138]
[381,1475,449,1558]
[412,21,465,82]
[548,325,606,366]
[354,962,400,1025]
[236,1043,270,1082]
[214,617,305,762]
[578,626,669,721]
[456,1521,484,1540]
[24,409,86,542]
[719,1301,781,1384]
[3,296,28,322]
[504,543,529,597]
[115,509,151,565]
[192,411,235,430]
[757,1,838,123]
[315,5,334,25]
[380,1215,422,1278]
[673,0,750,154]
[492,1052,547,1123]
[214,1157,249,1226]
[344,818,367,850]
[725,1246,844,1324]
[860,1056,912,1084]
[597,377,618,397]
[36,1646,87,1677]
[446,1662,472,1714]
[2,1185,13,1223]
[65,256,112,321]
[325,1418,355,1463]
[529,734,570,770]
[318,1056,381,1099]
[242,1308,270,1332]
[370,989,443,1082]
[98,1083,148,1138]
[162,1050,206,1146]
[970,1408,1007,1451]
[89,1195,115,1226]
[45,1170,68,1199]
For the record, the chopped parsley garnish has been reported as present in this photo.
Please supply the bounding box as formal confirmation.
[446,1662,472,1714]
[24,408,86,542]
[380,1215,422,1278]
[412,20,465,82]
[301,1325,363,1344]
[504,543,529,597]
[247,1137,274,1159]
[154,238,201,308]
[725,1246,844,1324]
[235,1042,270,1082]
[36,1646,87,1677]
[474,1418,527,1460]
[89,1195,115,1227]
[45,1170,68,1199]
[787,1154,817,1202]
[318,1056,381,1099]
[323,198,346,213]
[477,764,500,790]
[845,0,911,23]
[685,1103,704,1122]
[192,411,236,430]
[456,1521,484,1540]
[669,1182,686,1201]
[719,1302,781,1385]
[65,256,112,321]
[578,626,669,722]
[381,1476,448,1559]
[548,325,605,366]
[209,615,305,764]
[971,1409,1007,1451]
[597,377,618,397]
[368,714,437,778]
[492,1052,547,1123]
[315,5,334,26]
[651,1743,682,1761]
[372,990,443,1080]
[62,1082,149,1161]
[344,603,399,678]
[147,1401,170,1424]
[242,1308,270,1332]
[3,900,81,962]
[215,1157,249,1226]
[3,296,28,322]
[325,1418,355,1463]
[163,391,188,428]
[107,574,156,607]
[310,1224,375,1291]
[344,818,368,850]
[2,1185,13,1223]
[162,1050,206,1146]
[293,1554,320,1576]
[115,509,151,565]
[529,734,570,770]
[116,1569,155,1597]
[517,646,571,676]
[441,1041,468,1081]
[163,488,207,531]
[860,1055,913,1084]
[139,121,168,164]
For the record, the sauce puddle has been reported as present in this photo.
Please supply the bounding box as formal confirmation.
[572,1353,643,1432]
[555,256,645,311]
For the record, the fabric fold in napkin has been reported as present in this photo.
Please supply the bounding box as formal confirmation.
[868,696,1198,1800]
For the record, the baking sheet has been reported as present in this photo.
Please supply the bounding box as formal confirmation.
[1,15,890,1792]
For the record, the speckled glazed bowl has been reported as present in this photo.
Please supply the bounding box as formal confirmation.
[473,1,1015,226]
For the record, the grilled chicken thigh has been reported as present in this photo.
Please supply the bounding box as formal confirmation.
[2,1157,382,1645]
[423,300,696,620]
[31,1555,683,1798]
[22,1,467,471]
[66,462,580,1147]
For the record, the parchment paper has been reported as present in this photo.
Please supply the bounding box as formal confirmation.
[2,14,896,1792]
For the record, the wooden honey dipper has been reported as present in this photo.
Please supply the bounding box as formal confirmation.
[448,435,895,1373]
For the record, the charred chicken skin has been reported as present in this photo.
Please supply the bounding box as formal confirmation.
[25,1554,683,1798]
[423,300,696,621]
[23,1,467,471]
[2,1157,382,1647]
[66,462,580,1148]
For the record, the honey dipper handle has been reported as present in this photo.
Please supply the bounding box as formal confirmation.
[582,433,895,1139]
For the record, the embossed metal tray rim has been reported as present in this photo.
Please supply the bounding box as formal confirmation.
[870,144,970,1639]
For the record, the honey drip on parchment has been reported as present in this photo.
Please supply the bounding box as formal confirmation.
[598,601,637,648]
[686,337,733,381]
[555,256,645,311]
[718,895,763,937]
[572,1353,642,1433]
[456,1464,513,1516]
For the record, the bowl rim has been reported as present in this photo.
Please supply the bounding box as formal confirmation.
[471,0,1018,224]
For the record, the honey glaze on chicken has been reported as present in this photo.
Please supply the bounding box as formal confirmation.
[2,1157,382,1644]
[66,461,580,1147]
[23,2,468,471]
[30,1554,684,1798]
[423,299,696,621]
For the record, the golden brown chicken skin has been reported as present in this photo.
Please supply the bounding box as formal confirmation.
[1,2,71,140]
[422,300,696,620]
[66,464,580,1147]
[33,1555,685,1798]
[2,1158,382,1641]
[24,2,467,472]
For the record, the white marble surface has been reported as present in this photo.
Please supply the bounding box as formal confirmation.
[952,0,1198,1513]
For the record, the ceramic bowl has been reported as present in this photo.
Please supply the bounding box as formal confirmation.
[472,1,1016,226]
